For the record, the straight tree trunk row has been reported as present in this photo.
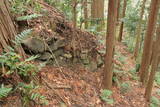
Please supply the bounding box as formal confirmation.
[139,0,160,85]
[134,0,147,59]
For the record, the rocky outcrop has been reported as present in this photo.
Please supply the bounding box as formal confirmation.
[22,36,103,71]
[20,2,104,71]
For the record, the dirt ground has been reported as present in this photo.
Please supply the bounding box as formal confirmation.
[35,42,151,107]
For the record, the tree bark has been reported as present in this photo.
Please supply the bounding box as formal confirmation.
[118,0,127,42]
[91,0,104,31]
[145,24,160,101]
[116,0,121,22]
[158,56,160,66]
[72,0,77,28]
[134,0,147,59]
[0,0,16,52]
[139,0,160,85]
[84,0,88,29]
[0,0,25,58]
[102,0,117,90]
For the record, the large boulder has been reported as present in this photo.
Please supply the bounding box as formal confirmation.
[22,37,46,54]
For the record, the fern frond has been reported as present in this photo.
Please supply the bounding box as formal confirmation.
[13,29,32,46]
[24,55,39,62]
[31,93,48,105]
[31,93,41,100]
[0,84,12,98]
[16,14,43,21]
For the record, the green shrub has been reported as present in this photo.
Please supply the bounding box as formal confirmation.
[0,50,39,78]
[0,29,47,106]
[18,82,48,106]
[100,89,114,104]
[120,82,131,94]
[113,76,120,87]
[150,96,160,107]
[0,84,12,99]
[0,50,47,105]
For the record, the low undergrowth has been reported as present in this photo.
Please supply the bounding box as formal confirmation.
[0,29,48,106]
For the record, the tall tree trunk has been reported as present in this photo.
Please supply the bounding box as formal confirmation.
[145,24,160,101]
[158,56,160,66]
[118,0,127,42]
[116,0,121,22]
[72,0,77,28]
[84,0,88,29]
[91,0,104,31]
[0,0,15,52]
[139,0,160,85]
[102,0,117,90]
[0,0,25,58]
[134,0,147,59]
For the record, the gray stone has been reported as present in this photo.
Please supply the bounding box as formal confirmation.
[55,39,66,48]
[48,43,58,51]
[22,37,46,54]
[53,49,64,57]
[38,52,52,61]
[48,39,66,51]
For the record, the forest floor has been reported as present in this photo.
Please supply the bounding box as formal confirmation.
[2,40,160,107]
[34,42,156,107]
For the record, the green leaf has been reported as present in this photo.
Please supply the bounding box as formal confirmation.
[31,93,40,100]
[105,99,114,104]
[17,14,43,21]
[13,29,32,45]
[150,96,160,107]
[100,89,114,104]
[101,89,112,97]
[0,84,12,98]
